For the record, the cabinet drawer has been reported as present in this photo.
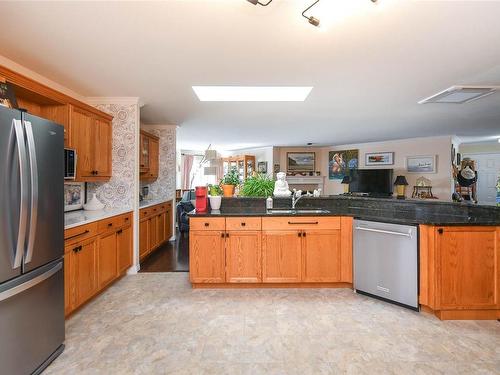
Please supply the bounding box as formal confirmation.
[97,212,132,233]
[64,222,98,246]
[140,204,163,219]
[226,217,261,231]
[262,216,340,231]
[190,217,225,231]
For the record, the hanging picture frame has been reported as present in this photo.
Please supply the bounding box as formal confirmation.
[406,155,437,173]
[365,152,394,166]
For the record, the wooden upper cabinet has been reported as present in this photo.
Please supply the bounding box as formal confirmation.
[262,231,302,283]
[302,230,341,282]
[140,133,150,172]
[189,230,226,283]
[93,117,112,177]
[226,231,262,283]
[139,130,160,181]
[436,226,499,310]
[148,138,159,179]
[70,105,112,181]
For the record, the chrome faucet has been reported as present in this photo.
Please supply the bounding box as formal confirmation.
[291,190,305,209]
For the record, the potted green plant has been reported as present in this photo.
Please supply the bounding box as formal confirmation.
[208,184,223,210]
[240,174,275,197]
[221,169,240,197]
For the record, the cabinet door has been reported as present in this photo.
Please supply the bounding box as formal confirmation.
[157,212,166,245]
[165,208,172,241]
[149,215,158,250]
[262,231,302,283]
[302,230,341,282]
[140,133,150,171]
[71,106,94,178]
[93,117,112,177]
[63,245,76,316]
[74,237,98,307]
[98,231,118,289]
[190,231,225,283]
[148,138,159,179]
[226,231,261,283]
[437,227,499,309]
[117,226,133,274]
[139,219,149,259]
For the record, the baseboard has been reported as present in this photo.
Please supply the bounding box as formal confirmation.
[191,282,353,289]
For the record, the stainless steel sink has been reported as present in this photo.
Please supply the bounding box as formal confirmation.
[267,209,330,215]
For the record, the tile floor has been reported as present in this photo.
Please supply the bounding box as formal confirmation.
[46,273,499,375]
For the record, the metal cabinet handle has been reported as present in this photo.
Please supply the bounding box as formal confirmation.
[298,232,302,237]
[12,119,28,269]
[354,226,412,238]
[65,229,90,241]
[0,262,62,302]
[241,222,246,226]
[288,221,318,225]
[117,229,123,234]
[108,223,113,227]
[303,231,306,237]
[73,245,82,253]
[220,233,225,238]
[204,223,210,227]
[24,121,38,264]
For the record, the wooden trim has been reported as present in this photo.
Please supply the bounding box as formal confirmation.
[340,216,353,283]
[0,64,113,121]
[192,282,353,289]
[435,309,499,321]
[140,129,160,141]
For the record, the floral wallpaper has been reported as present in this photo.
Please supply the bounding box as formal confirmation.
[88,103,138,209]
[140,126,176,202]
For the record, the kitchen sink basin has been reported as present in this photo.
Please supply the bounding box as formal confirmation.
[267,209,330,215]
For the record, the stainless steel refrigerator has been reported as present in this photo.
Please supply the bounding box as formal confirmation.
[0,106,65,375]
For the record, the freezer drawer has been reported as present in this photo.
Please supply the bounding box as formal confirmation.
[0,260,65,375]
[353,219,418,309]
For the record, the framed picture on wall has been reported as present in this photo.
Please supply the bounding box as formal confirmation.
[64,182,84,212]
[257,161,268,174]
[329,149,358,180]
[406,155,437,173]
[287,152,315,172]
[365,152,394,166]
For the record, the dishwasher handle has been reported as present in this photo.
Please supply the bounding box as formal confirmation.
[354,226,413,238]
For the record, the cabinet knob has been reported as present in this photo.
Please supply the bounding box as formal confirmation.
[303,231,306,237]
[438,228,444,234]
[204,223,209,227]
[108,223,113,227]
[298,232,302,237]
[220,233,224,238]
[117,229,123,234]
[241,222,246,227]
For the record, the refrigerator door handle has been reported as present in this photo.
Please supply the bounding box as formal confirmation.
[24,121,38,264]
[0,262,62,302]
[12,119,28,269]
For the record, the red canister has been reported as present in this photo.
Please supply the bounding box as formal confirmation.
[195,186,208,212]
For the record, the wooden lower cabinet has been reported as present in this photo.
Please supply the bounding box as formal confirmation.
[139,201,173,261]
[419,225,500,320]
[189,230,225,283]
[226,231,262,283]
[117,225,133,274]
[97,231,118,289]
[73,237,99,309]
[302,230,341,282]
[64,212,133,317]
[262,231,302,283]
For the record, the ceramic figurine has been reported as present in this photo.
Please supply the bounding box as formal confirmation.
[273,172,292,197]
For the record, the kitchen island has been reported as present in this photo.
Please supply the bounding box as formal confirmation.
[188,196,499,320]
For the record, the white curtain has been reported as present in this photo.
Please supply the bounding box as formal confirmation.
[182,154,194,190]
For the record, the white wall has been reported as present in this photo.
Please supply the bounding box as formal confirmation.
[459,142,500,154]
[320,136,454,199]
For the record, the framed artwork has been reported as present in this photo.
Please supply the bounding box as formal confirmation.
[406,155,436,173]
[329,149,358,180]
[0,81,18,109]
[273,163,280,173]
[365,152,394,166]
[64,182,84,212]
[287,152,315,172]
[257,161,268,174]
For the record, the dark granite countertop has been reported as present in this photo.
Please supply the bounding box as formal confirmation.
[188,196,500,226]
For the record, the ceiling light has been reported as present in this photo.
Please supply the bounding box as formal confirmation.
[246,0,273,6]
[498,138,500,144]
[418,86,498,104]
[192,86,313,102]
[302,0,321,27]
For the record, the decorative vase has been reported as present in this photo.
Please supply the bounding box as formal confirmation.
[209,195,222,210]
[222,184,235,197]
[83,193,105,211]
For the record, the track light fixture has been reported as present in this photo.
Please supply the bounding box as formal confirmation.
[302,0,321,27]
[246,0,273,6]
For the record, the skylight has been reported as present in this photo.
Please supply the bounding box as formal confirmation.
[192,86,313,102]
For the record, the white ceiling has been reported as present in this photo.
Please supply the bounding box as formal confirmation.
[0,0,500,151]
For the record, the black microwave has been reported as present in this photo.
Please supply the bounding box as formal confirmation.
[64,148,77,180]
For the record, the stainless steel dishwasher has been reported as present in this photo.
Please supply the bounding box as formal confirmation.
[353,219,418,310]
